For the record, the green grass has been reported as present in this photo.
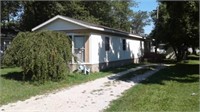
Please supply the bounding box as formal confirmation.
[0,63,141,105]
[105,59,199,111]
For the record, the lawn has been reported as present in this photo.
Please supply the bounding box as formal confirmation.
[105,56,199,111]
[0,63,140,105]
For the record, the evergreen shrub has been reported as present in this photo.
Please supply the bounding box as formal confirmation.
[3,31,72,83]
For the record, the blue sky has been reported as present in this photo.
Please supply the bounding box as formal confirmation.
[131,0,158,34]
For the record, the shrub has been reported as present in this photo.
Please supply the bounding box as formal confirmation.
[2,31,72,83]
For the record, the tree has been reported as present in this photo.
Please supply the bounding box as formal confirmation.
[20,1,82,31]
[2,1,136,32]
[1,1,22,28]
[131,10,151,35]
[80,1,112,27]
[184,1,199,54]
[149,1,199,61]
[109,1,135,32]
[149,3,169,53]
[2,31,72,83]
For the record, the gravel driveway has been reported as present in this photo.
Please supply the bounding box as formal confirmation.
[0,64,166,112]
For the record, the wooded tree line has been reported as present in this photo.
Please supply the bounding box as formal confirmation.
[1,1,150,35]
[150,1,199,61]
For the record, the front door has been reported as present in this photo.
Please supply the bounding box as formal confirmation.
[74,36,85,62]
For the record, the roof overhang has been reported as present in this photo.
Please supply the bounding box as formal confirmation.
[31,15,144,40]
[32,15,104,32]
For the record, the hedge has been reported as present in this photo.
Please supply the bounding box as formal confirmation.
[3,31,72,83]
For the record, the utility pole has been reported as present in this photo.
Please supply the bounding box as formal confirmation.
[157,6,159,19]
[155,5,159,54]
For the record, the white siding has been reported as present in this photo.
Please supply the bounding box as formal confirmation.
[89,33,144,64]
[39,19,86,31]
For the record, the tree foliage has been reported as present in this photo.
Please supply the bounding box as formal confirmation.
[1,1,137,32]
[131,10,151,35]
[1,1,21,22]
[150,1,199,61]
[109,1,135,31]
[20,1,91,31]
[1,1,22,28]
[2,31,72,83]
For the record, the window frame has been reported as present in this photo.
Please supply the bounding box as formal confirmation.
[105,37,110,51]
[122,39,126,51]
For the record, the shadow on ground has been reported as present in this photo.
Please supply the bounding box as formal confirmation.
[101,64,141,74]
[187,55,199,60]
[1,71,33,82]
[107,66,160,83]
[105,58,199,85]
[141,63,199,85]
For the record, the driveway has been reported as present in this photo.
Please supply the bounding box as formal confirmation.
[0,64,166,112]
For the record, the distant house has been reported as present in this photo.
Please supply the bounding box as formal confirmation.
[32,15,145,72]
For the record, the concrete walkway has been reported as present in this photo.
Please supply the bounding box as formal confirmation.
[0,64,167,112]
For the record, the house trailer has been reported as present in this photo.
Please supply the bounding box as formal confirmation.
[32,15,145,72]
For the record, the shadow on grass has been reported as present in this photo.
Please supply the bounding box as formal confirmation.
[101,64,141,74]
[187,55,199,60]
[106,61,199,85]
[0,64,141,83]
[107,65,161,83]
[141,63,199,85]
[145,59,177,64]
[1,71,33,82]
[144,55,199,64]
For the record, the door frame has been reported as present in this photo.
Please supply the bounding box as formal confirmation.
[67,33,89,64]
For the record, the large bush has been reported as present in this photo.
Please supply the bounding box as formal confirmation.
[3,31,72,83]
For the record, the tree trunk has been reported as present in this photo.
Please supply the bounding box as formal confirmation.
[177,47,183,62]
[192,46,196,55]
[155,41,158,54]
[155,45,157,54]
[172,46,179,62]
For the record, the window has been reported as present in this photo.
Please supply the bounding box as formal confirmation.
[122,39,126,51]
[74,35,85,62]
[105,37,110,51]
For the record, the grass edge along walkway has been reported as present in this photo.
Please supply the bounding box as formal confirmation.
[0,64,163,106]
[0,64,166,111]
[105,60,199,111]
[0,63,142,106]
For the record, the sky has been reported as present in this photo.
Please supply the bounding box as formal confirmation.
[131,0,158,35]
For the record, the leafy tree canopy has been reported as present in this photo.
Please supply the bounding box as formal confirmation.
[1,1,150,33]
[149,1,199,61]
[131,10,151,35]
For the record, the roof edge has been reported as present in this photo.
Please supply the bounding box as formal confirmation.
[31,15,143,39]
[32,15,59,31]
[32,15,104,31]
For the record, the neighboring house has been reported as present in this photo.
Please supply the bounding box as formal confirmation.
[32,15,145,72]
